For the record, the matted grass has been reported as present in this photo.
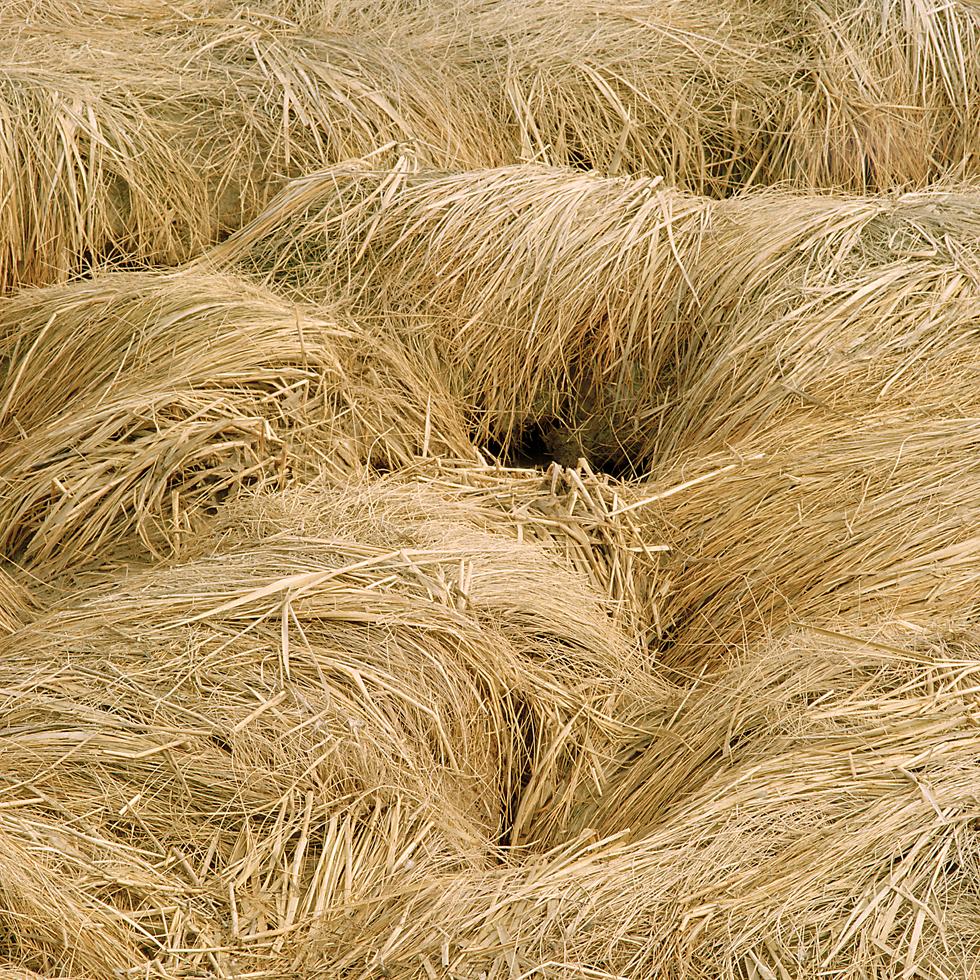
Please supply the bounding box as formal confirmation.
[191,10,511,175]
[0,10,508,293]
[326,456,673,648]
[206,161,980,467]
[771,0,980,190]
[0,567,34,635]
[0,270,472,572]
[1,3,979,977]
[279,0,980,192]
[315,618,980,978]
[431,411,979,671]
[624,411,980,667]
[280,0,980,192]
[0,30,217,292]
[345,405,980,674]
[0,480,644,976]
[391,0,791,195]
[2,0,977,297]
[0,0,224,29]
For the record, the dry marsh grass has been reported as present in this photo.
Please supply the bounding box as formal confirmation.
[208,160,980,467]
[194,13,510,172]
[282,414,980,675]
[318,619,980,979]
[0,11,505,294]
[4,0,979,294]
[2,0,980,975]
[399,0,792,194]
[280,0,980,193]
[0,32,214,292]
[2,0,978,299]
[0,567,35,635]
[0,0,220,29]
[646,412,980,665]
[0,270,472,573]
[332,456,673,647]
[0,481,644,975]
[290,0,980,192]
[12,470,979,978]
[773,0,980,190]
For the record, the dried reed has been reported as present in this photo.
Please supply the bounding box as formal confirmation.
[0,479,642,975]
[0,270,472,572]
[206,161,980,466]
[315,619,980,979]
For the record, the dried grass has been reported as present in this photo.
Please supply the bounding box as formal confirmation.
[193,11,511,174]
[390,0,791,195]
[206,161,980,467]
[0,270,472,573]
[327,457,672,649]
[0,480,642,976]
[2,3,979,976]
[200,158,719,460]
[0,9,508,293]
[341,403,980,675]
[317,618,980,979]
[654,187,980,461]
[0,0,226,30]
[1,0,977,293]
[0,31,217,292]
[774,0,980,190]
[627,411,980,667]
[0,568,35,636]
[283,0,980,192]
[277,0,980,192]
